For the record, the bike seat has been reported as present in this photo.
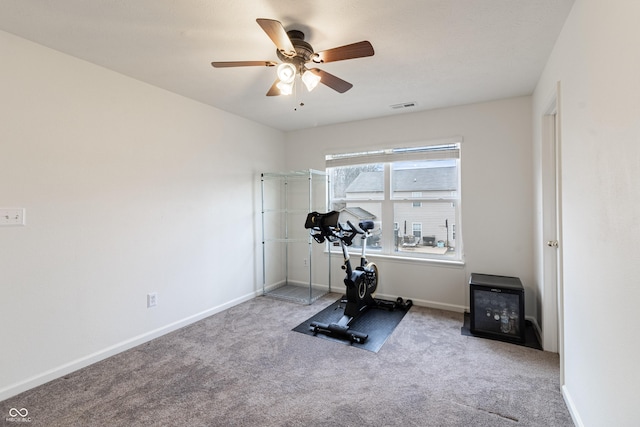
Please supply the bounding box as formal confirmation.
[359,220,375,231]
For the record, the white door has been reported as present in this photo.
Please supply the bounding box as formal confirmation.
[541,85,564,384]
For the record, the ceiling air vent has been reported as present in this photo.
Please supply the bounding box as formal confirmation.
[390,102,417,110]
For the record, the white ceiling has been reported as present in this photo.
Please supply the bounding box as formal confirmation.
[0,0,574,132]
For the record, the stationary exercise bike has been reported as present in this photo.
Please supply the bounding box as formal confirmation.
[305,211,412,344]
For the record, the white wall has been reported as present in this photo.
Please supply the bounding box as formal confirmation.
[532,1,640,425]
[285,97,534,314]
[0,30,285,400]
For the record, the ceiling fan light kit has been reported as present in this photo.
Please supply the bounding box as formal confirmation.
[276,80,294,95]
[301,70,321,92]
[276,63,296,83]
[211,18,374,97]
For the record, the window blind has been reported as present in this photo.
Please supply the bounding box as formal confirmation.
[325,142,460,168]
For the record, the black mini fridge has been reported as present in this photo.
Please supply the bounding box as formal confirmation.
[469,273,525,343]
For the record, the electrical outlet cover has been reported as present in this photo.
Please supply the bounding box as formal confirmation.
[147,293,158,308]
[0,208,25,226]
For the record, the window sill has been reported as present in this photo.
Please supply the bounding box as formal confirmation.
[327,249,465,268]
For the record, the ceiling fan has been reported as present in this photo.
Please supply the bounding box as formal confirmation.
[211,18,374,96]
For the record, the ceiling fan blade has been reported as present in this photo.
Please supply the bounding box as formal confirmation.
[308,69,353,93]
[266,79,281,96]
[256,18,296,58]
[312,41,374,64]
[211,61,277,68]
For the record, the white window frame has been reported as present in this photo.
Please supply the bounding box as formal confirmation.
[411,193,423,207]
[412,222,422,239]
[326,138,463,263]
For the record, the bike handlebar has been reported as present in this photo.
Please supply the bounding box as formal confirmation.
[306,212,372,247]
[346,220,363,235]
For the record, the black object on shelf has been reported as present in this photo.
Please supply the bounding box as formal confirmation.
[469,273,525,343]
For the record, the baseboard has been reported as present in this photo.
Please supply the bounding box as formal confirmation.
[0,291,257,402]
[526,315,543,349]
[562,384,584,427]
[263,283,466,314]
[264,280,331,292]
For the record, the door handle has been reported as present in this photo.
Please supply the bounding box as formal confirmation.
[547,240,559,248]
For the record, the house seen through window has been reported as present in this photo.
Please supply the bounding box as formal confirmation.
[326,142,461,261]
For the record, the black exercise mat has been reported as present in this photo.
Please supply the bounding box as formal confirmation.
[293,299,409,353]
[461,312,542,350]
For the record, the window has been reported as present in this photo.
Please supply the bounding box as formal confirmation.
[412,223,422,239]
[326,142,461,261]
[411,193,422,208]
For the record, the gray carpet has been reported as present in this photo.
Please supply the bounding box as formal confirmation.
[1,293,574,426]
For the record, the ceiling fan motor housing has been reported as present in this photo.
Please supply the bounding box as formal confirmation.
[276,30,317,72]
